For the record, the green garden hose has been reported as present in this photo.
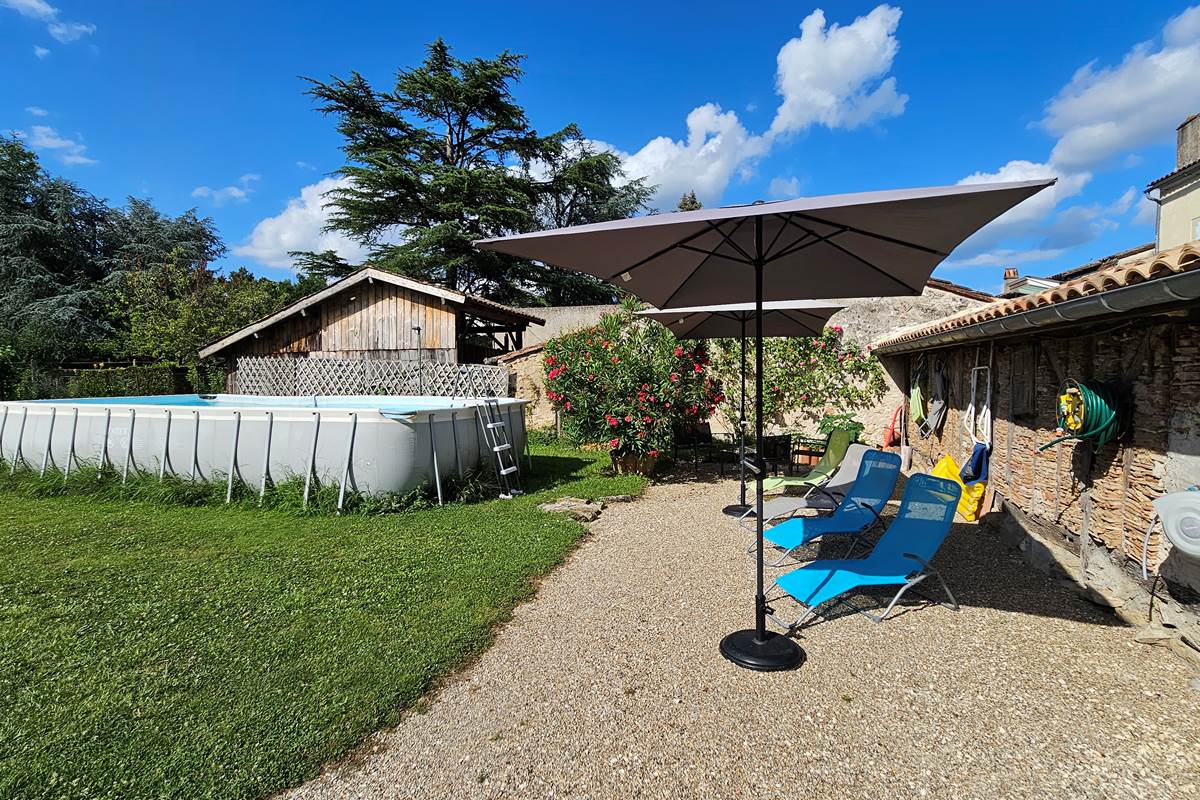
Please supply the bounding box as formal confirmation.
[1037,379,1121,452]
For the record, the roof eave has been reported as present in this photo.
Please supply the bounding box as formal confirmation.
[873,269,1200,355]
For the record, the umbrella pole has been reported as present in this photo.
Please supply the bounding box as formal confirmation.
[720,215,805,672]
[722,318,751,517]
[739,318,747,507]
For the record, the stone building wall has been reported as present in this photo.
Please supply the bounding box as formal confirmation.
[894,316,1200,633]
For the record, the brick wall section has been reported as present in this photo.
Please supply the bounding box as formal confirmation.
[901,319,1195,590]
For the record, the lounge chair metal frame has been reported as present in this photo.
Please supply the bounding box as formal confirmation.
[767,553,960,631]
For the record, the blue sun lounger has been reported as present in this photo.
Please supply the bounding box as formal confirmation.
[755,449,901,566]
[767,473,962,631]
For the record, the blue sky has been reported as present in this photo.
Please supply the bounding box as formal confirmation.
[5,1,1200,292]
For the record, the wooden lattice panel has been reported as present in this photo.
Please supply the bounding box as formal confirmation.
[233,356,509,397]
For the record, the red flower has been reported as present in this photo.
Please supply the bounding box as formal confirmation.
[642,415,651,423]
[564,401,571,410]
[607,415,617,426]
[693,363,703,373]
[648,449,659,458]
[545,355,556,366]
[624,415,632,422]
[642,383,649,390]
[611,356,619,364]
[669,373,679,382]
[673,345,683,357]
[609,438,620,449]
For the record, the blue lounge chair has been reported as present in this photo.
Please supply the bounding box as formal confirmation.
[767,473,962,631]
[754,449,901,566]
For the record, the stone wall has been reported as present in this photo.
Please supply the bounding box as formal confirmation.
[896,316,1200,634]
[503,344,556,430]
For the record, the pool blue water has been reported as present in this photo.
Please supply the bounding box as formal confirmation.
[31,394,476,412]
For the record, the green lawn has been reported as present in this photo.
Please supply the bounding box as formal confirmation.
[0,443,644,800]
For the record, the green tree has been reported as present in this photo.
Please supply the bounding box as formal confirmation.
[305,39,653,304]
[107,258,301,365]
[290,249,356,282]
[676,191,702,212]
[526,127,654,304]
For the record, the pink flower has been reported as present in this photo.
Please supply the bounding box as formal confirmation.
[648,449,659,458]
[564,401,571,410]
[609,438,620,449]
[673,346,683,357]
[670,373,679,382]
[611,356,619,364]
[693,363,703,373]
[642,415,652,423]
[625,415,632,422]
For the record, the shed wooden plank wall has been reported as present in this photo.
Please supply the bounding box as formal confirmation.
[230,282,457,362]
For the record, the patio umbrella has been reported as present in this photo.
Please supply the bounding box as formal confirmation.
[637,301,843,514]
[477,179,1053,672]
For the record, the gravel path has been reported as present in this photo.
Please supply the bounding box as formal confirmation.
[285,473,1200,800]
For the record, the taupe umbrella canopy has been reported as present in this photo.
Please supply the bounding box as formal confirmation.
[638,300,841,339]
[477,180,1054,308]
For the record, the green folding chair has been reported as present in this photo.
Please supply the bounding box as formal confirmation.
[761,427,854,494]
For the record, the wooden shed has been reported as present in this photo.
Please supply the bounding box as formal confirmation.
[198,268,544,389]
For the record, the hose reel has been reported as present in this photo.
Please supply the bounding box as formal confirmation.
[1037,379,1122,453]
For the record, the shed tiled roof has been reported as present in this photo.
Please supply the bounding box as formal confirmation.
[873,242,1200,351]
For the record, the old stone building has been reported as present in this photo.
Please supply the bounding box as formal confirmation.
[874,242,1200,640]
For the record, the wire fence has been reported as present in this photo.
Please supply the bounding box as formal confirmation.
[229,356,511,397]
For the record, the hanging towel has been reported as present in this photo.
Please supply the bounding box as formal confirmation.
[960,442,990,485]
[918,362,948,439]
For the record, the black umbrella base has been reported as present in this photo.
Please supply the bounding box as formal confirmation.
[719,629,805,671]
[722,503,753,517]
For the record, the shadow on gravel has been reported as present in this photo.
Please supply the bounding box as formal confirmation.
[745,472,1128,632]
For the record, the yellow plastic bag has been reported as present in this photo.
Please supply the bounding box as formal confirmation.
[930,454,986,522]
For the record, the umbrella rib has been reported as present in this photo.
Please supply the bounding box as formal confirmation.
[705,220,755,264]
[789,211,948,256]
[763,216,793,260]
[820,235,924,294]
[766,218,838,262]
[671,313,709,340]
[678,242,754,265]
[658,248,719,310]
[772,216,922,294]
[617,225,719,280]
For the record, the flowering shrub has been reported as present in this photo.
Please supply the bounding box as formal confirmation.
[708,324,885,431]
[542,300,723,460]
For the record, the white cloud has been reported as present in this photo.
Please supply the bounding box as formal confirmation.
[2,0,95,45]
[610,104,767,207]
[598,5,907,208]
[1133,196,1158,227]
[234,177,376,269]
[191,173,261,207]
[26,125,95,165]
[24,105,48,116]
[956,159,1089,246]
[1043,5,1200,171]
[768,5,906,138]
[2,0,55,20]
[767,175,802,198]
[296,161,317,170]
[47,20,94,42]
[947,247,1068,268]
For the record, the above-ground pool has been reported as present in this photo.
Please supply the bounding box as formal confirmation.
[0,394,528,502]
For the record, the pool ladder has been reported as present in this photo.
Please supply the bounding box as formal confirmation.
[462,367,522,499]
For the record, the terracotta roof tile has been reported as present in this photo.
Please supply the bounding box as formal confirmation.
[872,242,1200,351]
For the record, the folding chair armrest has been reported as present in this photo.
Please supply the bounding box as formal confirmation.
[845,498,882,523]
[902,552,932,569]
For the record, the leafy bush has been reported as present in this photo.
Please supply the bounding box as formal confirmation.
[708,324,884,430]
[65,364,184,398]
[818,412,865,440]
[542,300,723,458]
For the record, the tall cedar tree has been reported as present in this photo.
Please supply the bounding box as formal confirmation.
[304,39,653,304]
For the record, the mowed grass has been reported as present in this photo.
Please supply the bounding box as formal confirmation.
[0,443,645,800]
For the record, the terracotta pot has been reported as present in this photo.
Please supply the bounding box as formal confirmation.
[611,452,658,475]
